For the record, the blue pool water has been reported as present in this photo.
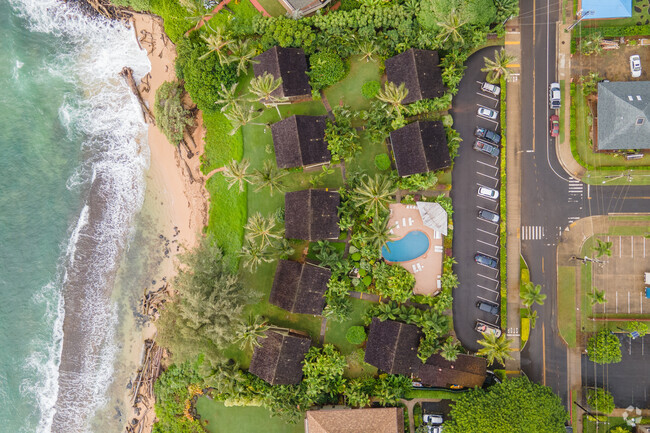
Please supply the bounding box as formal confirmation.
[382,230,430,262]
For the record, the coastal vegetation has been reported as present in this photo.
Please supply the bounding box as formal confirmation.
[110,0,520,430]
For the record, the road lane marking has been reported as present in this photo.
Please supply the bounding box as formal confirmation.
[521,225,545,240]
[477,295,498,303]
[507,63,520,67]
[505,41,520,44]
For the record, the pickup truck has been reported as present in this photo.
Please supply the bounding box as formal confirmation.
[474,126,501,144]
[475,321,502,337]
[549,82,561,109]
[473,140,500,157]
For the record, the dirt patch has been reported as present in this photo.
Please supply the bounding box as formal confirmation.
[572,43,650,81]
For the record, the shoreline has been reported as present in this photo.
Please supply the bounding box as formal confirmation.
[121,12,208,432]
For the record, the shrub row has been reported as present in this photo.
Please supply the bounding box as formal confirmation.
[499,78,507,329]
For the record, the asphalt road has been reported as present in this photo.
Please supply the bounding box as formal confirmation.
[450,46,505,353]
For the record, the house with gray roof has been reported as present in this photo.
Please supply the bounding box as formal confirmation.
[271,115,330,169]
[385,49,445,104]
[597,81,650,150]
[253,47,312,101]
[248,330,311,385]
[269,260,331,315]
[389,121,450,176]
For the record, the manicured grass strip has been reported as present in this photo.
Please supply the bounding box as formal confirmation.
[196,398,305,433]
[323,55,383,111]
[607,225,650,236]
[609,215,650,222]
[557,266,577,348]
[324,297,374,356]
[202,111,245,173]
[499,77,507,328]
[205,176,246,262]
[403,389,463,400]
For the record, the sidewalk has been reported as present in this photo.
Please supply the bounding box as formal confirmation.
[504,19,522,373]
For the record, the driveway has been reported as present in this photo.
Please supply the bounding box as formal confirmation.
[450,46,504,352]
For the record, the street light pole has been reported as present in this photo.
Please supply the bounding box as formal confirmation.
[566,10,595,32]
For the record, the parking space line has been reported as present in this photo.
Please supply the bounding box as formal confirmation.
[477,284,499,294]
[478,239,498,248]
[477,171,499,181]
[642,292,644,314]
[476,218,500,227]
[476,92,499,103]
[477,228,499,236]
[477,160,498,170]
[477,294,498,303]
[478,273,499,283]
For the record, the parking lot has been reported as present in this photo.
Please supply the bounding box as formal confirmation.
[450,46,504,351]
[591,235,650,315]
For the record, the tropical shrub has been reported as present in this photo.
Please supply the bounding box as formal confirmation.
[586,330,622,364]
[374,153,391,171]
[325,105,360,163]
[309,50,348,90]
[153,360,204,433]
[346,326,367,344]
[154,80,193,144]
[586,387,615,414]
[362,80,381,99]
[625,321,648,337]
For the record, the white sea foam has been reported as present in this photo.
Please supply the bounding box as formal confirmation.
[8,1,151,432]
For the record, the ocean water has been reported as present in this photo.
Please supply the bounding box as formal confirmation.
[0,1,156,432]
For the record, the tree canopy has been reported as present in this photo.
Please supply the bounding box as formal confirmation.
[154,80,193,144]
[443,377,568,433]
[586,330,622,364]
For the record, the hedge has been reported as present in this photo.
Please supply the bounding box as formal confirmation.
[499,77,507,329]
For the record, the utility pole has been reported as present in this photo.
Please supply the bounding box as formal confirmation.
[566,10,594,32]
[570,255,606,265]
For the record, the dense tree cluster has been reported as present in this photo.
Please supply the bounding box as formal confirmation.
[586,387,615,414]
[587,330,622,364]
[154,80,194,144]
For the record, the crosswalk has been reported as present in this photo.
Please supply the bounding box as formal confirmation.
[568,178,584,203]
[521,225,545,240]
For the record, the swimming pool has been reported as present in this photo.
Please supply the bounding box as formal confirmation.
[382,230,430,262]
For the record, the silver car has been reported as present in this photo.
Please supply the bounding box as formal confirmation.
[477,106,498,120]
[478,186,499,199]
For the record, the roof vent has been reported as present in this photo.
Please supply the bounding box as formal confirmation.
[628,96,634,101]
[636,117,645,125]
[637,95,643,101]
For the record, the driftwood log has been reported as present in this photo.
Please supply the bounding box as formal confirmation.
[119,67,155,125]
[125,339,164,433]
[66,0,132,23]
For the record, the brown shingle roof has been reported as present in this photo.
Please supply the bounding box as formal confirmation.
[305,407,405,433]
[385,49,445,104]
[364,318,422,375]
[284,189,340,240]
[248,330,312,385]
[269,260,331,315]
[253,46,311,98]
[271,115,331,169]
[418,353,487,389]
[390,121,450,177]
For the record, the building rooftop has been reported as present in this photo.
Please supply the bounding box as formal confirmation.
[364,318,422,375]
[418,353,487,389]
[597,81,650,150]
[284,189,340,241]
[249,330,312,385]
[269,260,331,315]
[253,46,312,98]
[385,49,445,104]
[305,407,405,433]
[271,115,330,169]
[582,0,631,19]
[390,121,450,176]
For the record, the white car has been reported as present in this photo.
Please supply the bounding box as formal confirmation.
[481,81,501,96]
[549,82,561,109]
[630,55,642,78]
[477,106,498,120]
[478,186,499,199]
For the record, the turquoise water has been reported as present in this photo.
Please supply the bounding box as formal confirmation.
[382,230,430,262]
[0,2,152,432]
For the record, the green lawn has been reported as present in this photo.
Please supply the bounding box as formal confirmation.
[607,225,650,236]
[196,398,304,433]
[580,237,597,333]
[323,55,383,111]
[557,266,577,347]
[324,298,374,355]
[403,389,463,400]
[582,415,631,433]
[254,0,288,16]
[346,134,391,176]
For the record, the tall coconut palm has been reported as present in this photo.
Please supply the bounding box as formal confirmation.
[244,212,283,248]
[477,333,514,367]
[358,40,380,63]
[440,339,461,362]
[352,174,396,217]
[587,288,607,305]
[227,39,259,77]
[251,160,287,196]
[199,27,233,63]
[593,239,613,258]
[520,282,546,308]
[224,103,265,135]
[239,240,274,272]
[235,314,270,350]
[248,72,288,119]
[180,0,214,30]
[481,49,517,83]
[362,216,394,250]
[215,82,245,113]
[437,9,468,45]
[221,158,251,192]
[376,82,409,114]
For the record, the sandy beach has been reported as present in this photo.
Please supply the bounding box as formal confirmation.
[118,12,209,432]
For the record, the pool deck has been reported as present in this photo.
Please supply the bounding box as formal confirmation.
[386,203,444,296]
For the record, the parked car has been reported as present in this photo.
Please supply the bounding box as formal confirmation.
[474,253,498,269]
[549,82,561,109]
[478,186,499,199]
[422,414,444,433]
[473,140,500,157]
[481,81,501,96]
[474,126,501,144]
[478,209,500,223]
[630,54,642,78]
[550,114,560,137]
[476,301,500,316]
[475,321,502,337]
[477,106,498,120]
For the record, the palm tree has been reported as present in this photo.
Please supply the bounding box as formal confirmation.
[251,160,287,196]
[520,282,547,308]
[357,40,380,63]
[244,212,283,248]
[587,288,607,305]
[221,158,251,192]
[199,27,233,63]
[362,216,394,250]
[215,82,245,113]
[352,174,396,217]
[223,103,265,135]
[227,39,259,77]
[235,314,270,350]
[440,339,461,362]
[477,333,514,367]
[481,49,517,83]
[437,9,468,45]
[593,239,613,258]
[523,308,539,329]
[180,0,215,30]
[376,82,409,114]
[248,72,288,119]
[239,240,274,271]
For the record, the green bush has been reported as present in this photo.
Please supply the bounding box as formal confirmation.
[587,330,622,364]
[339,0,361,10]
[362,80,381,99]
[586,387,615,414]
[374,153,391,171]
[309,50,348,90]
[346,326,367,345]
[154,81,193,144]
[109,0,151,11]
